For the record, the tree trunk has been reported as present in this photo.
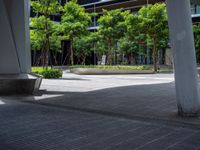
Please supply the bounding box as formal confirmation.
[82,56,86,65]
[45,37,50,69]
[53,53,58,66]
[115,51,118,65]
[41,47,45,68]
[60,41,65,66]
[152,37,158,73]
[44,14,50,69]
[108,40,112,65]
[70,38,74,66]
[36,53,43,66]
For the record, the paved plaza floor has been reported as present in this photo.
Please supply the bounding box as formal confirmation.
[1,72,200,150]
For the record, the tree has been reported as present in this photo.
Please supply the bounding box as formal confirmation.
[138,3,168,72]
[49,24,62,65]
[30,24,44,66]
[31,0,61,68]
[30,17,61,67]
[193,24,200,63]
[118,36,140,64]
[61,0,91,65]
[95,34,109,63]
[98,9,130,65]
[30,28,43,52]
[74,33,94,65]
[125,13,149,65]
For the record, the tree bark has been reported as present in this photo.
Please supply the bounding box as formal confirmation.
[44,4,50,69]
[152,37,157,73]
[41,47,45,68]
[70,38,74,65]
[82,56,86,65]
[108,39,112,65]
[44,34,50,69]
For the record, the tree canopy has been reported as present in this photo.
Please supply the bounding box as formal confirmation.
[98,9,130,65]
[30,1,170,68]
[30,0,61,68]
[138,3,168,72]
[61,0,91,65]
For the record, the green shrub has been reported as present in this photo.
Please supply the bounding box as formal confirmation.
[32,68,62,79]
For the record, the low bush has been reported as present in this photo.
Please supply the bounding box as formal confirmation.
[32,67,62,79]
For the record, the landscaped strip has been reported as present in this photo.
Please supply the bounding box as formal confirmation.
[70,65,154,75]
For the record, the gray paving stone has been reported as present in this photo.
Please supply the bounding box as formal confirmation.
[104,126,176,150]
[134,128,196,150]
[166,131,200,150]
[11,73,200,127]
[1,74,200,150]
[76,124,159,150]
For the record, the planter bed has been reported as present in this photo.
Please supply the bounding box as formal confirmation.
[70,68,154,75]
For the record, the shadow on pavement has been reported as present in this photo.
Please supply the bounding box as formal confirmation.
[11,81,200,129]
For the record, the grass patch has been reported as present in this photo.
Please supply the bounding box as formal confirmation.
[70,65,153,70]
[32,67,62,79]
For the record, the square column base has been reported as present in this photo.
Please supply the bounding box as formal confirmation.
[178,107,200,117]
[0,74,42,95]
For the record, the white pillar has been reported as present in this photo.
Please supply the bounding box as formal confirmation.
[0,0,41,95]
[166,0,200,116]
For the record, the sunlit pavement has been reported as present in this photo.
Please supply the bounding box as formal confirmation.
[41,72,175,92]
[1,73,200,150]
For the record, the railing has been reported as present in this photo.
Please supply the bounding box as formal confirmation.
[78,0,100,5]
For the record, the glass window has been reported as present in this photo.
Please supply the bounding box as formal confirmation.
[196,5,200,14]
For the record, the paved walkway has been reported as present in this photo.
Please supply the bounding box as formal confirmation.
[1,73,200,149]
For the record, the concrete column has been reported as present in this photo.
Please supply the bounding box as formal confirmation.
[0,0,41,95]
[0,0,31,74]
[166,0,200,116]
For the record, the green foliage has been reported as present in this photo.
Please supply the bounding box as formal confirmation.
[61,1,91,37]
[118,36,139,55]
[31,0,61,15]
[126,13,141,40]
[31,0,61,68]
[31,16,60,50]
[30,16,50,51]
[98,9,130,65]
[137,3,168,72]
[50,24,62,53]
[98,9,129,41]
[30,1,169,69]
[32,67,63,79]
[61,0,91,65]
[30,29,43,51]
[92,32,108,58]
[70,65,152,70]
[193,24,200,63]
[40,69,63,79]
[138,3,168,38]
[126,3,168,72]
[74,33,97,64]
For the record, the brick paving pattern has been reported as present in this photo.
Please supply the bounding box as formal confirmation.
[1,73,200,150]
